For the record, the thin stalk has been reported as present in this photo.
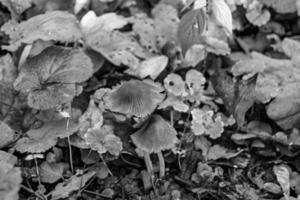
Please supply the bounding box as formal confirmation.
[157,151,165,178]
[144,152,153,175]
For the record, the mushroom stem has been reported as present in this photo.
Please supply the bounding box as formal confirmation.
[144,151,153,175]
[157,151,165,178]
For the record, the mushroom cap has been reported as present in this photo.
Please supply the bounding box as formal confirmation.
[103,79,165,117]
[130,115,178,153]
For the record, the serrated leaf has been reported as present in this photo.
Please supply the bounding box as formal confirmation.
[1,11,82,51]
[14,46,93,110]
[15,120,78,153]
[211,0,233,35]
[177,9,206,54]
[85,125,122,156]
[50,171,95,200]
[40,161,69,183]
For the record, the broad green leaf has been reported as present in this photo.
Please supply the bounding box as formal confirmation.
[0,151,17,166]
[1,11,82,51]
[14,46,93,110]
[15,120,78,153]
[177,9,206,54]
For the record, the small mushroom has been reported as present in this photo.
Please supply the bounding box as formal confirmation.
[131,115,178,178]
[103,80,165,117]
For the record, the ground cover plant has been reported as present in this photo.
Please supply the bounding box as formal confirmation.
[1,0,300,199]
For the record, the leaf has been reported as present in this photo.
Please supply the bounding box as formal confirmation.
[84,125,122,156]
[0,0,33,19]
[0,150,17,166]
[152,3,179,48]
[177,9,206,54]
[0,54,17,85]
[207,144,242,160]
[14,46,93,110]
[125,55,168,79]
[183,44,206,67]
[246,7,271,26]
[78,99,103,135]
[86,30,147,69]
[91,162,109,179]
[259,0,297,14]
[80,11,128,35]
[0,121,15,148]
[40,161,69,183]
[50,171,95,200]
[164,73,187,96]
[191,108,227,139]
[15,120,78,153]
[1,11,82,51]
[273,165,290,196]
[0,162,22,200]
[281,38,300,63]
[204,36,231,55]
[131,15,158,53]
[211,0,233,35]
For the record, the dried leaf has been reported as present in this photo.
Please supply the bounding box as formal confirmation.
[273,165,290,196]
[50,171,95,200]
[207,144,242,160]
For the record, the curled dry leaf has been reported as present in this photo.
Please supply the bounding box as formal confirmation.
[1,11,82,51]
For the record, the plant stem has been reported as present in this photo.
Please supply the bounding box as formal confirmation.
[144,152,153,175]
[157,151,165,178]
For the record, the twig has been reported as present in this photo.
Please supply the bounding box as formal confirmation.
[21,185,46,200]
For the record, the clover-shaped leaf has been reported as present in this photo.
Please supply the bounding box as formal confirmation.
[14,46,93,110]
[84,125,122,156]
[15,119,78,153]
[1,11,82,51]
[0,162,22,200]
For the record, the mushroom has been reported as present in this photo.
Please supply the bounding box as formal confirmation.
[103,79,165,118]
[131,115,178,178]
